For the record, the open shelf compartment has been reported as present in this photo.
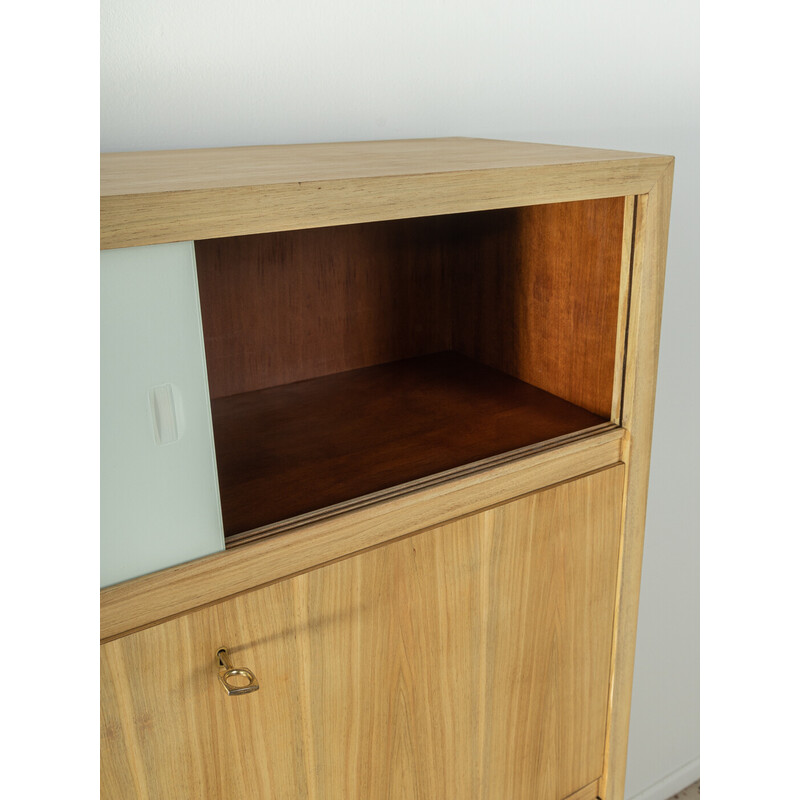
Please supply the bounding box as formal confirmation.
[194,198,628,540]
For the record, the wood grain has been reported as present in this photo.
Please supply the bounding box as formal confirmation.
[453,199,625,417]
[610,195,637,424]
[196,199,626,418]
[211,352,605,535]
[195,199,626,536]
[100,429,624,642]
[194,216,453,399]
[601,162,674,800]
[564,782,601,800]
[101,466,624,800]
[100,138,672,249]
[98,139,674,800]
[101,138,664,195]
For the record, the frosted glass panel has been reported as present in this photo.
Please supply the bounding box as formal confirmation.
[101,242,224,587]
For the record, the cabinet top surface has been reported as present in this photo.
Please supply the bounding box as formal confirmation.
[100,137,672,249]
[101,137,666,197]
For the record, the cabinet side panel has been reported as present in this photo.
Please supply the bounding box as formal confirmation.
[453,198,626,417]
[101,466,624,800]
[602,164,674,800]
[101,242,225,587]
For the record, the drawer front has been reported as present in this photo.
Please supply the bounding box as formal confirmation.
[101,465,624,799]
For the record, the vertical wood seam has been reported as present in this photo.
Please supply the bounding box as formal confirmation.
[613,196,638,425]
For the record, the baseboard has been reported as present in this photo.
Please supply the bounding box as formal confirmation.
[626,758,700,800]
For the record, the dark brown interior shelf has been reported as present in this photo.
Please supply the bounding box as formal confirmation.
[195,198,626,539]
[211,351,605,536]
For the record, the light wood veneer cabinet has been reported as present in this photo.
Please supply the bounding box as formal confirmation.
[100,138,673,800]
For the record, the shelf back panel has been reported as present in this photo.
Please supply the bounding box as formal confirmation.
[195,217,454,399]
[195,197,625,418]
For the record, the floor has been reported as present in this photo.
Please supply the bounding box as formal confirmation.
[667,781,700,799]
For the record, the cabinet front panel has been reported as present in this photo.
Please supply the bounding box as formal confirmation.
[101,466,624,799]
[100,242,225,587]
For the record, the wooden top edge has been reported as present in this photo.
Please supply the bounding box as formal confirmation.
[101,137,671,197]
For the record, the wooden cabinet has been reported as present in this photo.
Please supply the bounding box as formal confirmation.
[100,138,673,800]
[102,467,623,800]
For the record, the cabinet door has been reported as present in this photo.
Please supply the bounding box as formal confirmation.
[101,465,623,800]
[101,242,224,587]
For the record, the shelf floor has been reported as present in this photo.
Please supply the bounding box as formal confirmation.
[210,351,605,537]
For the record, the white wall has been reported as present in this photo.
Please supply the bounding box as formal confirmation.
[101,2,699,796]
